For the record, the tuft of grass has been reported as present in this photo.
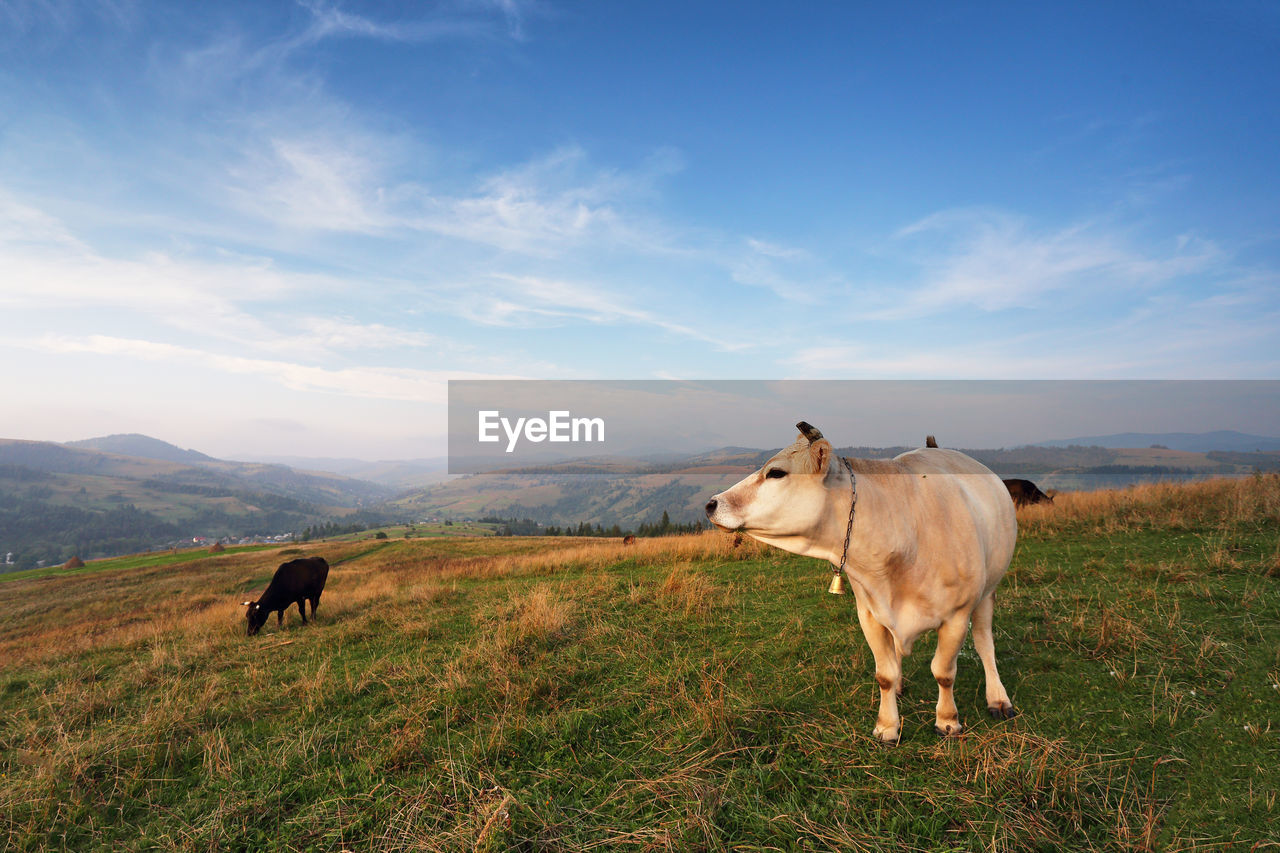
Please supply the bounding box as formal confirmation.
[657,564,731,616]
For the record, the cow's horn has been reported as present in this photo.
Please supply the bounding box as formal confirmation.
[796,421,823,442]
[240,600,252,606]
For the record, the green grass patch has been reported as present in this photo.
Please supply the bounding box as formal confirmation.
[1,478,1277,850]
[319,521,500,542]
[0,544,280,584]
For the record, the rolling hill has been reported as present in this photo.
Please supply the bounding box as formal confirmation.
[65,433,218,464]
[0,437,402,570]
[238,454,451,490]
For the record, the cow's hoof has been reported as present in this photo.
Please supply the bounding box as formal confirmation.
[934,721,963,737]
[988,704,1017,720]
[873,724,900,746]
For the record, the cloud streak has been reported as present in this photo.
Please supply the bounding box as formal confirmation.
[875,208,1225,318]
[18,334,519,402]
[461,273,751,351]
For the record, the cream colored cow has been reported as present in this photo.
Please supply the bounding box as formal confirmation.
[704,422,1018,743]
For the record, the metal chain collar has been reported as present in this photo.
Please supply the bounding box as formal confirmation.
[836,456,857,577]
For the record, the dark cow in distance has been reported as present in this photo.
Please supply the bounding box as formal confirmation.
[1003,478,1054,507]
[242,556,329,636]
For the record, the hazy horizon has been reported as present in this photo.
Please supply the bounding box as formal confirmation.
[12,379,1277,465]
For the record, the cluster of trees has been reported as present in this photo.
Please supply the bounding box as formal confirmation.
[299,521,369,541]
[542,511,706,538]
[477,511,708,538]
[0,493,182,572]
[479,517,544,536]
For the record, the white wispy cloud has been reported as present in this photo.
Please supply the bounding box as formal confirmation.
[726,237,839,304]
[18,334,519,402]
[222,134,685,259]
[150,0,529,107]
[292,317,437,350]
[0,189,447,359]
[0,0,134,37]
[785,277,1280,380]
[452,273,750,351]
[227,133,395,233]
[877,207,1224,318]
[295,0,541,45]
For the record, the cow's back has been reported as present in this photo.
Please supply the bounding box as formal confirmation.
[883,448,1016,587]
[266,557,329,601]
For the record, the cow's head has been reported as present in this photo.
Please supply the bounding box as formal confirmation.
[242,600,267,636]
[705,422,836,541]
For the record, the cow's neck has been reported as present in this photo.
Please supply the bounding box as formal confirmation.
[824,467,912,647]
[744,459,905,640]
[748,458,855,562]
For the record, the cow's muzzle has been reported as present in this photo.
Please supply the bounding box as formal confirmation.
[705,495,739,531]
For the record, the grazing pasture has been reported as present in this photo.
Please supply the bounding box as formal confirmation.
[1,475,1277,850]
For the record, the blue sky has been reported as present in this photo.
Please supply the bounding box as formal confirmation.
[1,1,1277,458]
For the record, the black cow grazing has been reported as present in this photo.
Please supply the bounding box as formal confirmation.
[242,557,330,636]
[1003,479,1054,507]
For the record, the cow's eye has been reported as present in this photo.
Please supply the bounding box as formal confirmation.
[765,468,787,479]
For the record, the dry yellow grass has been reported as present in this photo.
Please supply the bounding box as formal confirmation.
[1016,472,1280,535]
[656,564,732,616]
[0,536,732,670]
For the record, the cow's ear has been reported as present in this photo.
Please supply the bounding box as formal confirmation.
[808,438,831,474]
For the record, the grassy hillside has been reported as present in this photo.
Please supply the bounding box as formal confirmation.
[1,475,1277,850]
[0,543,281,585]
[0,438,397,508]
[0,466,330,568]
[386,469,733,528]
[0,439,401,568]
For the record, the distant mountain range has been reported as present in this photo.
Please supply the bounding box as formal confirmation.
[3,430,1277,571]
[0,438,397,507]
[238,454,450,489]
[65,433,217,464]
[1035,430,1280,452]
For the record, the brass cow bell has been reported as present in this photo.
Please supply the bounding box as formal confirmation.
[827,572,846,595]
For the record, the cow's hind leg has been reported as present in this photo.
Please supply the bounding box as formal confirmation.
[310,590,322,619]
[854,590,902,744]
[296,599,308,625]
[932,613,969,736]
[973,592,1015,719]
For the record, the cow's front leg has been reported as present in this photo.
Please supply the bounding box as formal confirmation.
[276,610,284,626]
[931,614,970,736]
[854,591,902,744]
